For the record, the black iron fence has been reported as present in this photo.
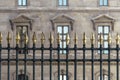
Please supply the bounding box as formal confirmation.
[0,32,120,80]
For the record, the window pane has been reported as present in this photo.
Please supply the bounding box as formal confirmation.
[99,75,108,80]
[100,0,103,5]
[63,0,67,5]
[104,26,109,33]
[63,35,66,40]
[104,0,108,5]
[59,0,62,5]
[60,75,62,80]
[23,0,27,5]
[104,41,108,48]
[23,26,27,33]
[18,0,22,5]
[57,27,62,33]
[98,42,100,53]
[63,42,66,48]
[64,75,66,80]
[64,26,68,33]
[104,75,108,80]
[63,50,66,54]
[104,35,108,40]
[60,42,62,48]
[98,26,103,33]
[104,50,108,54]
[60,35,62,40]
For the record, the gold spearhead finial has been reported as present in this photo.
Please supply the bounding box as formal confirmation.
[49,32,54,44]
[82,32,87,44]
[16,32,20,44]
[0,32,2,44]
[90,33,95,44]
[107,33,111,44]
[7,32,11,44]
[41,32,45,44]
[99,33,103,45]
[116,33,120,45]
[74,33,78,44]
[56,33,61,44]
[24,33,28,44]
[66,33,70,45]
[32,32,37,44]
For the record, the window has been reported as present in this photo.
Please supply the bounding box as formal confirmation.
[58,0,68,6]
[18,74,28,80]
[18,0,27,6]
[60,74,67,80]
[98,26,110,54]
[54,69,71,80]
[57,25,69,54]
[98,74,108,80]
[99,0,108,6]
[10,15,32,54]
[16,25,28,54]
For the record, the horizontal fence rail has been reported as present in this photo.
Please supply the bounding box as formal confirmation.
[0,32,120,80]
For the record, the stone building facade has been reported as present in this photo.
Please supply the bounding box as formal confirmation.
[0,0,120,80]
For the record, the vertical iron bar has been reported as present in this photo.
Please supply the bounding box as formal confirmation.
[91,44,94,80]
[66,45,69,80]
[16,44,19,80]
[116,44,119,80]
[41,44,44,80]
[74,44,77,80]
[49,43,52,80]
[83,44,86,80]
[7,43,10,80]
[0,43,1,80]
[33,43,35,80]
[100,44,102,80]
[57,44,60,80]
[24,44,27,80]
[108,44,110,80]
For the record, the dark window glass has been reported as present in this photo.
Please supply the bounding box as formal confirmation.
[18,74,28,80]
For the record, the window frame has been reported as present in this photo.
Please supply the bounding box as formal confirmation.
[18,0,27,6]
[97,25,110,54]
[60,74,67,80]
[16,25,29,54]
[58,0,68,6]
[98,74,108,80]
[99,0,108,6]
[57,25,69,54]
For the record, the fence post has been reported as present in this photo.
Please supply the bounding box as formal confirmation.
[32,32,37,80]
[41,32,45,80]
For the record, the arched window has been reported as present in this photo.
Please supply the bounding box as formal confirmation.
[98,74,108,80]
[18,69,29,80]
[60,70,67,80]
[54,69,72,80]
[95,69,113,80]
